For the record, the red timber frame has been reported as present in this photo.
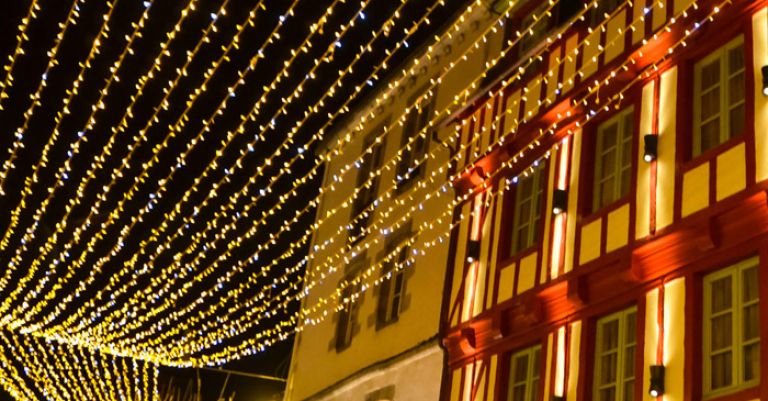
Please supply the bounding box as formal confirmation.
[441,0,768,400]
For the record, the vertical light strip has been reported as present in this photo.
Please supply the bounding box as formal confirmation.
[551,136,571,279]
[554,326,567,397]
[463,193,484,320]
[566,321,581,401]
[663,278,685,401]
[753,7,768,181]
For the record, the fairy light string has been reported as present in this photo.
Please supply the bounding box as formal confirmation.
[0,0,41,110]
[76,0,453,346]
[0,0,87,197]
[110,0,577,356]
[169,0,717,364]
[76,0,536,352]
[0,0,206,327]
[4,0,269,329]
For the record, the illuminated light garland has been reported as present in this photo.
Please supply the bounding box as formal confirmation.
[3,0,257,330]
[33,2,408,344]
[94,0,612,360]
[0,0,87,197]
[77,0,456,348]
[179,0,720,364]
[18,0,365,341]
[0,329,159,400]
[0,0,153,327]
[78,0,536,354]
[0,0,41,111]
[0,0,204,327]
[119,0,584,358]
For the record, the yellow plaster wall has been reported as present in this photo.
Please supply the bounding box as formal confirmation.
[566,321,582,401]
[643,288,660,401]
[450,368,462,401]
[505,90,522,136]
[498,263,516,304]
[562,34,579,93]
[682,163,709,217]
[753,8,768,182]
[716,143,746,201]
[579,219,602,265]
[524,76,542,119]
[674,0,696,15]
[474,361,486,401]
[606,204,630,253]
[473,197,495,318]
[542,333,554,401]
[581,29,601,79]
[636,82,655,239]
[657,68,677,229]
[652,0,667,31]
[487,355,498,401]
[564,132,582,273]
[517,252,538,294]
[545,47,561,105]
[632,0,645,45]
[604,10,627,63]
[663,278,686,401]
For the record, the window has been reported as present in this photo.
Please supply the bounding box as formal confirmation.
[594,307,637,401]
[511,166,545,254]
[519,2,549,56]
[507,345,541,401]
[693,37,745,157]
[396,87,435,191]
[349,122,387,244]
[377,226,411,327]
[593,108,634,212]
[703,257,760,397]
[335,259,365,351]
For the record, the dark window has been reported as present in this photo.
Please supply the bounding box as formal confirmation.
[592,107,634,212]
[377,223,412,327]
[396,87,435,191]
[349,120,388,244]
[589,0,623,27]
[335,258,365,351]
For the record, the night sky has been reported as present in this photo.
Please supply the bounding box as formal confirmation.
[0,0,470,399]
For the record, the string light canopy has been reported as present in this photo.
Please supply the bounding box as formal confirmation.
[0,0,734,373]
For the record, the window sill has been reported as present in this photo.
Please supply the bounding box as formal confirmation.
[702,384,759,401]
[683,134,745,173]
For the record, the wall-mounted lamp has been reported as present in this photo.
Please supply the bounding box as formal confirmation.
[552,189,568,215]
[648,365,665,397]
[762,66,768,97]
[643,134,658,162]
[466,240,481,264]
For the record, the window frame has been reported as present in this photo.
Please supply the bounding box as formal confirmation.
[702,256,761,399]
[335,257,366,352]
[691,35,746,159]
[592,306,638,401]
[348,119,389,244]
[500,160,549,263]
[591,106,635,213]
[376,224,412,329]
[510,165,547,256]
[504,344,542,401]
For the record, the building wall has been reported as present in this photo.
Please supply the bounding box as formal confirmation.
[444,1,768,401]
[283,2,508,400]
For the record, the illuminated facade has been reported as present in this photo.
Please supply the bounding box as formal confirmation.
[443,2,768,401]
[283,2,509,400]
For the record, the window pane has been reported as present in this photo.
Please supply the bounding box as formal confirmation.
[625,313,636,343]
[600,353,618,385]
[602,320,619,350]
[599,387,616,401]
[728,46,744,74]
[623,380,634,401]
[515,355,529,382]
[701,88,721,121]
[743,267,759,302]
[513,385,527,401]
[700,119,720,153]
[743,343,760,382]
[711,352,733,389]
[701,61,720,90]
[728,73,745,105]
[620,168,631,199]
[729,104,744,139]
[711,314,733,351]
[602,124,619,149]
[601,151,617,180]
[530,378,540,401]
[711,276,732,313]
[600,177,615,208]
[743,305,759,341]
